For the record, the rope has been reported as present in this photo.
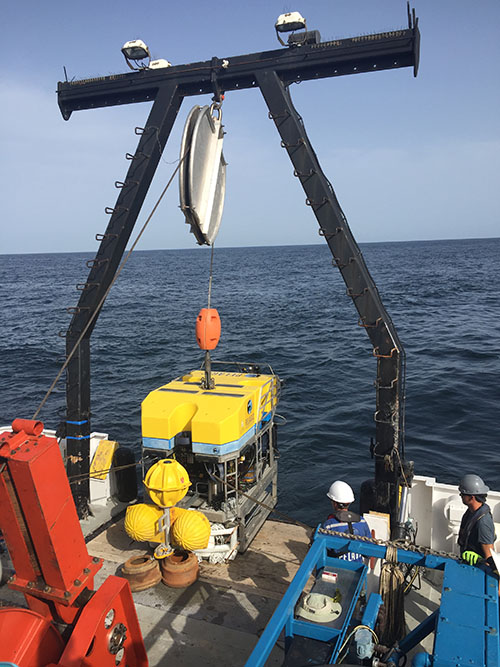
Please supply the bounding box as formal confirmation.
[65,457,457,562]
[211,472,313,534]
[32,152,188,420]
[207,242,215,309]
[378,543,405,646]
[337,625,379,664]
[66,462,137,485]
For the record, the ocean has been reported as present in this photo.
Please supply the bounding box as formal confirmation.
[1,238,499,525]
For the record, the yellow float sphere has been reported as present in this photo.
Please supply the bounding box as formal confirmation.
[171,509,211,551]
[169,506,188,525]
[124,503,164,542]
[144,459,191,507]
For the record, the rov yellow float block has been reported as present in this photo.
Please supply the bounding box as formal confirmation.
[90,439,118,480]
[142,370,278,456]
[124,503,165,542]
[124,504,189,543]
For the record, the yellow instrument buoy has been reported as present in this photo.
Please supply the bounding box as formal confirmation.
[171,509,211,551]
[144,459,191,507]
[170,506,187,524]
[124,503,164,542]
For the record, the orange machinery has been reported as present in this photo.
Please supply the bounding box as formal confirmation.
[0,419,148,666]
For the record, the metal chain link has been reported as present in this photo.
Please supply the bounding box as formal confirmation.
[212,472,460,561]
[318,527,460,561]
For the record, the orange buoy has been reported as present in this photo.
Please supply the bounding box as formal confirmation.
[196,308,221,351]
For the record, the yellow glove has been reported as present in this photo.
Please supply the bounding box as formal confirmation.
[462,550,480,565]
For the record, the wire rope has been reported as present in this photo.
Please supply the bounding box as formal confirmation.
[32,151,189,420]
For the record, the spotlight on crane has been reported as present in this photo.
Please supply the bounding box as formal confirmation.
[121,39,151,70]
[275,11,320,47]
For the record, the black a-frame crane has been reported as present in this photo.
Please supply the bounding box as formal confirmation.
[57,9,420,531]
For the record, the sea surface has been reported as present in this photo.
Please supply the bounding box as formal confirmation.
[1,238,499,525]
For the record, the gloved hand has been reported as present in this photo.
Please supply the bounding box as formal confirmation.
[461,550,480,565]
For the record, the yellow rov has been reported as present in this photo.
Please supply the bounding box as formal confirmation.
[141,362,282,553]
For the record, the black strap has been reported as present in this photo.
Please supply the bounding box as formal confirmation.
[458,504,490,550]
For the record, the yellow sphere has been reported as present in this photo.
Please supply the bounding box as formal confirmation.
[144,459,191,508]
[124,503,164,543]
[171,509,211,551]
[169,506,188,525]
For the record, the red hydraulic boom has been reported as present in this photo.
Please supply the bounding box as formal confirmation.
[0,419,147,666]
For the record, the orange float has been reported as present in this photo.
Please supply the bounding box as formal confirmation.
[195,308,221,350]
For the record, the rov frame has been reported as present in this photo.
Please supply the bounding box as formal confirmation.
[142,414,278,553]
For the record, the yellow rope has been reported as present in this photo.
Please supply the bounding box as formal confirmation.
[378,543,405,645]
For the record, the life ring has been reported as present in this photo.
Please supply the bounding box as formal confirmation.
[160,550,199,588]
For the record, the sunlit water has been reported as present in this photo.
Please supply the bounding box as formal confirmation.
[1,238,499,524]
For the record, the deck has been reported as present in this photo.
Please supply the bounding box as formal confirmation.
[0,518,442,666]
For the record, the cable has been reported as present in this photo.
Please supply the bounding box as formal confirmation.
[337,624,379,663]
[32,151,188,420]
[210,471,313,533]
[207,242,215,309]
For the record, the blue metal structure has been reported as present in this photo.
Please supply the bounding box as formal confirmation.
[245,532,499,666]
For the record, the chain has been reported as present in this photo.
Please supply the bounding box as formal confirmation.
[318,527,460,562]
[208,472,460,562]
[61,454,459,562]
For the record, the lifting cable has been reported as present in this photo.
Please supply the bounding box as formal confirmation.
[32,151,189,420]
[207,242,215,309]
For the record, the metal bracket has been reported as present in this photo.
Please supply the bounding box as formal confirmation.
[210,56,224,103]
[373,347,397,359]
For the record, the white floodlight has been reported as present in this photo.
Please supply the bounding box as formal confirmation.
[149,59,172,70]
[121,39,151,70]
[275,11,306,33]
[275,12,307,46]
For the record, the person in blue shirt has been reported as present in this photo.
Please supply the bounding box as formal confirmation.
[322,480,371,562]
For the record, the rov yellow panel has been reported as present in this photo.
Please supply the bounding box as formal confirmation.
[90,439,118,480]
[142,370,278,454]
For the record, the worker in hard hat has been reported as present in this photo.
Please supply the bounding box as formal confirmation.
[458,474,496,566]
[322,480,371,562]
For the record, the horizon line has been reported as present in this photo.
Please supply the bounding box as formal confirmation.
[1,235,499,257]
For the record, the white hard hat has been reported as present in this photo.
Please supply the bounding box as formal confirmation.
[327,480,355,504]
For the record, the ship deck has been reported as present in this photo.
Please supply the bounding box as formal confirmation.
[0,519,439,666]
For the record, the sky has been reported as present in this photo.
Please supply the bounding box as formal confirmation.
[2,0,499,254]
